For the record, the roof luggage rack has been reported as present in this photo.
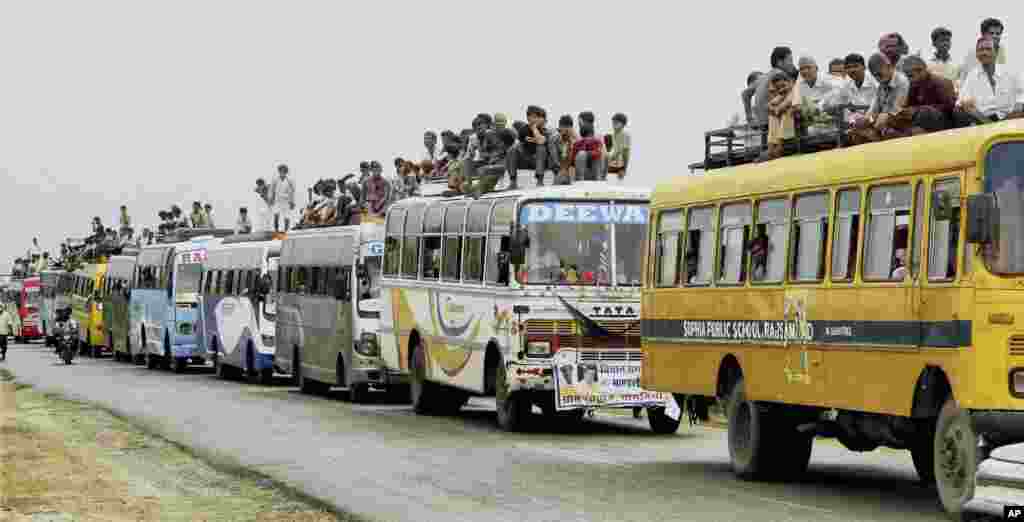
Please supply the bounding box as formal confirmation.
[689,106,868,172]
[221,231,281,245]
[157,227,236,243]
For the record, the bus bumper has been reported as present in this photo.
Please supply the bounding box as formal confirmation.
[351,365,408,387]
[973,410,1024,446]
[508,363,555,392]
[171,343,207,359]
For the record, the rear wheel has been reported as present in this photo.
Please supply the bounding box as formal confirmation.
[410,340,440,414]
[349,383,370,404]
[727,377,810,480]
[173,357,187,373]
[648,405,683,434]
[294,348,322,395]
[934,397,977,517]
[146,353,159,370]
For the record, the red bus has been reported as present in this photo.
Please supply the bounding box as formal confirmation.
[18,276,43,341]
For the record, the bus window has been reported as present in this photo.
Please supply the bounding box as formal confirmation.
[656,210,684,287]
[282,268,292,293]
[485,200,514,286]
[294,267,308,294]
[753,198,790,283]
[384,209,405,277]
[832,188,861,281]
[911,183,924,279]
[928,179,962,281]
[463,202,490,284]
[310,267,322,295]
[422,205,444,280]
[443,203,467,282]
[717,202,751,284]
[402,205,426,279]
[791,192,830,282]
[225,270,236,295]
[684,207,713,285]
[865,184,913,281]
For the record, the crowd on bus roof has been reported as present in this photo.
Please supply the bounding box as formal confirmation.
[734,18,1023,161]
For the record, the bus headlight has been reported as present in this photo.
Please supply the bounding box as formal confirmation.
[1013,370,1024,396]
[526,341,552,357]
[355,332,379,357]
[178,322,193,336]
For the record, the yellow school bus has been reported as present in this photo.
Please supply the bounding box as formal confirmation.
[642,120,1024,517]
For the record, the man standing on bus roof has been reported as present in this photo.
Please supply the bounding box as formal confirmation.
[190,201,209,228]
[204,204,215,228]
[607,113,631,182]
[269,164,296,232]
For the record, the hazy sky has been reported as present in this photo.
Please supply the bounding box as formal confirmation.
[0,1,1016,272]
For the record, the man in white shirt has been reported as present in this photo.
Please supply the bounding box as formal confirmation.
[794,56,839,135]
[925,27,960,85]
[960,18,1009,85]
[825,54,879,124]
[849,53,910,145]
[269,164,296,232]
[955,37,1024,125]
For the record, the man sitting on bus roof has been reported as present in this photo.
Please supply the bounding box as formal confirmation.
[190,201,209,228]
[861,55,957,141]
[954,37,1023,126]
[236,207,252,234]
[506,105,559,189]
[848,53,909,146]
[823,54,878,125]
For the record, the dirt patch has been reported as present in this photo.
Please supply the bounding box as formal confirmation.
[0,377,359,521]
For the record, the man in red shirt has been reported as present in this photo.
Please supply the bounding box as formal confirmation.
[572,124,604,181]
[860,55,956,142]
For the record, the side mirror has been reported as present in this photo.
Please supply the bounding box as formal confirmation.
[932,191,953,221]
[966,193,998,243]
[510,229,529,266]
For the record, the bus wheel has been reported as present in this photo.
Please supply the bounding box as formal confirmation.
[911,426,937,485]
[146,353,159,370]
[934,397,977,517]
[727,377,775,480]
[259,368,274,386]
[410,340,440,414]
[495,358,530,431]
[350,383,369,404]
[647,406,682,434]
[173,357,187,373]
[294,349,321,395]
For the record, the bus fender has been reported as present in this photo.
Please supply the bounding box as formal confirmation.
[715,354,742,402]
[910,366,951,419]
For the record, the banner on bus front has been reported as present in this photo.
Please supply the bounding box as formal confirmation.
[552,349,671,411]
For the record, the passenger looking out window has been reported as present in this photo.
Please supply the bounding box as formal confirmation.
[865,184,912,281]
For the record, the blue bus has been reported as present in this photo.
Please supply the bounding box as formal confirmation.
[129,229,233,372]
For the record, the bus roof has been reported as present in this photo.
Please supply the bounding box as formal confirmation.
[220,231,285,245]
[107,255,138,279]
[656,120,1024,210]
[205,240,282,270]
[391,180,651,212]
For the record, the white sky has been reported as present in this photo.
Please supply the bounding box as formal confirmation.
[0,1,1016,272]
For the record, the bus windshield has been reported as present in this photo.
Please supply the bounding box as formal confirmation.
[984,142,1024,274]
[358,256,383,316]
[518,202,649,286]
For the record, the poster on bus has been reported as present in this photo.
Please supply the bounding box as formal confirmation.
[552,349,671,411]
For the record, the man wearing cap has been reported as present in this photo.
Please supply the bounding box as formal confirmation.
[955,37,1024,125]
[925,27,960,84]
[793,56,839,135]
[848,53,910,145]
[269,164,296,232]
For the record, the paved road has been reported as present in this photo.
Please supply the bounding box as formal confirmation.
[1,342,967,522]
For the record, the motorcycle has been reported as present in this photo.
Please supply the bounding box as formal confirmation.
[54,322,78,365]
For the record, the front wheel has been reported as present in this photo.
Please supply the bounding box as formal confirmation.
[934,397,978,517]
[495,357,530,431]
[648,405,683,434]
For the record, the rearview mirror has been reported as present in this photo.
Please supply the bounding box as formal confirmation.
[932,191,953,221]
[510,228,529,266]
[966,193,998,243]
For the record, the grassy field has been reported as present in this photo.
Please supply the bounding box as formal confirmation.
[0,369,363,522]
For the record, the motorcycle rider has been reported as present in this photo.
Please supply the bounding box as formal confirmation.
[53,305,79,361]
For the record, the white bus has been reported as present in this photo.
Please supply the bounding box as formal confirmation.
[380,181,680,432]
[200,232,283,384]
[274,221,395,402]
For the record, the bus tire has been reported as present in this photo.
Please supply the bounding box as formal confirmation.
[162,338,172,370]
[245,345,257,384]
[495,357,530,431]
[173,357,187,374]
[350,383,369,404]
[410,340,441,414]
[294,348,321,395]
[911,426,937,485]
[934,397,977,517]
[259,368,274,386]
[726,377,775,480]
[647,406,682,434]
[146,353,159,370]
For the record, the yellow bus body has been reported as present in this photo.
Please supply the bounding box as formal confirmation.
[643,120,1024,420]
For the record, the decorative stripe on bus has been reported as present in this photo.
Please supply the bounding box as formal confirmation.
[640,319,971,348]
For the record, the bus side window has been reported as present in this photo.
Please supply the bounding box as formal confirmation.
[684,207,714,285]
[864,184,912,281]
[422,205,444,281]
[655,210,684,287]
[402,205,425,279]
[310,267,322,296]
[831,188,861,281]
[928,179,962,281]
[443,203,467,282]
[791,192,830,282]
[383,209,405,278]
[752,198,790,283]
[717,202,751,284]
[225,270,235,295]
[295,267,308,294]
